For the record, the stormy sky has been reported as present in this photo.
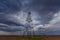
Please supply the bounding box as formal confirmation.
[0,0,60,35]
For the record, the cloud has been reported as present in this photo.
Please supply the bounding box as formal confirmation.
[31,0,60,25]
[0,0,21,13]
[0,31,25,35]
[47,11,60,29]
[31,11,60,35]
[0,0,60,35]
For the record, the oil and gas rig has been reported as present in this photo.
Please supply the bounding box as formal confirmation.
[25,12,33,35]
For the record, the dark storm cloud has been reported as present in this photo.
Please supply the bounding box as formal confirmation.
[0,27,23,32]
[0,0,21,13]
[29,0,60,24]
[31,0,60,13]
[0,20,24,26]
[0,0,24,32]
[0,0,60,34]
[18,0,60,24]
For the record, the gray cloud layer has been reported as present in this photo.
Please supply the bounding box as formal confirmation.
[0,0,60,35]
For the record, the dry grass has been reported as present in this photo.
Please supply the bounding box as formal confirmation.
[0,35,47,40]
[0,35,60,40]
[16,36,46,40]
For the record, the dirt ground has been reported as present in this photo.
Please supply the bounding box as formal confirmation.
[46,36,60,40]
[0,36,60,40]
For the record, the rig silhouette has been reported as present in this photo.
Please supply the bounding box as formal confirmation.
[25,12,33,35]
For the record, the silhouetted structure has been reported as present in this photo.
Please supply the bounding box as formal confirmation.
[26,12,32,23]
[25,12,33,35]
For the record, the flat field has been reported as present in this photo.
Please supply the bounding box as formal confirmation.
[0,35,60,40]
[0,35,47,40]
